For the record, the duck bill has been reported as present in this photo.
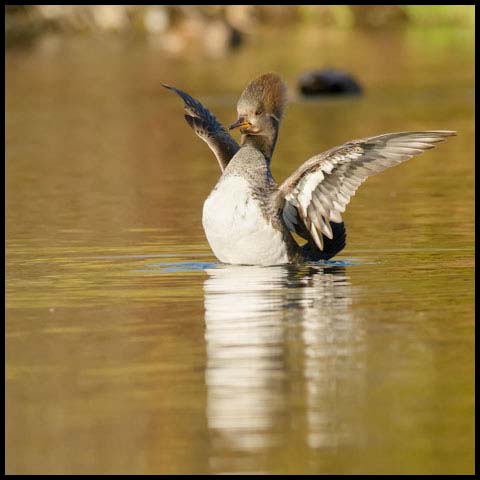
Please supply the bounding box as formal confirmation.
[229,118,251,130]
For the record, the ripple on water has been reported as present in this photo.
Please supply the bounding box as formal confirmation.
[135,257,365,274]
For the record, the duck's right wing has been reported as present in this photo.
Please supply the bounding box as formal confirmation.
[279,131,456,251]
[163,84,240,172]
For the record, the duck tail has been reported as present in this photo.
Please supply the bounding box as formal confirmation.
[301,221,346,261]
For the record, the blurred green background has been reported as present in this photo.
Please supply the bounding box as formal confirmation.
[5,5,476,53]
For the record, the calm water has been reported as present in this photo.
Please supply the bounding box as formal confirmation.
[6,26,474,474]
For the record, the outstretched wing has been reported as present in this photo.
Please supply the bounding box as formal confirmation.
[163,84,239,172]
[279,130,456,250]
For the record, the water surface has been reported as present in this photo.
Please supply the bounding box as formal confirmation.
[6,26,474,474]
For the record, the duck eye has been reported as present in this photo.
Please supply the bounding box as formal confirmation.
[255,109,262,116]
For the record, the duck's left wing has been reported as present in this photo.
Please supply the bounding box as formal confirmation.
[279,131,456,251]
[163,84,239,172]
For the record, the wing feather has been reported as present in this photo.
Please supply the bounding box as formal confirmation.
[163,84,239,172]
[280,130,456,251]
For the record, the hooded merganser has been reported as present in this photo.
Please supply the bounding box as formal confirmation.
[164,73,455,266]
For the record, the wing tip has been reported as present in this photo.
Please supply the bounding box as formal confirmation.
[162,84,189,102]
[419,130,458,145]
[425,130,458,137]
[385,130,457,148]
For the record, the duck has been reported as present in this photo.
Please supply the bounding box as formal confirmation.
[163,73,455,266]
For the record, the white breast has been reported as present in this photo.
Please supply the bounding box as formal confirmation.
[202,176,289,266]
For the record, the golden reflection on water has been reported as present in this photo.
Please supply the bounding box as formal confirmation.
[6,24,474,475]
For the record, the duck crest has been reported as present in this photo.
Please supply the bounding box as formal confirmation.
[238,72,288,121]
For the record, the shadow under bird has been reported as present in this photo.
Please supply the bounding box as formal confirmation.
[163,73,456,266]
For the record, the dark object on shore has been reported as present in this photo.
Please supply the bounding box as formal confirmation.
[298,69,363,96]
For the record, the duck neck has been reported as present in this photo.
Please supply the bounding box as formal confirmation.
[240,123,279,162]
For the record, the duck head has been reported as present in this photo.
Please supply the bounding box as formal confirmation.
[229,73,287,157]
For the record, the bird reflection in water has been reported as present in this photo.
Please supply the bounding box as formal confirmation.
[203,263,367,468]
